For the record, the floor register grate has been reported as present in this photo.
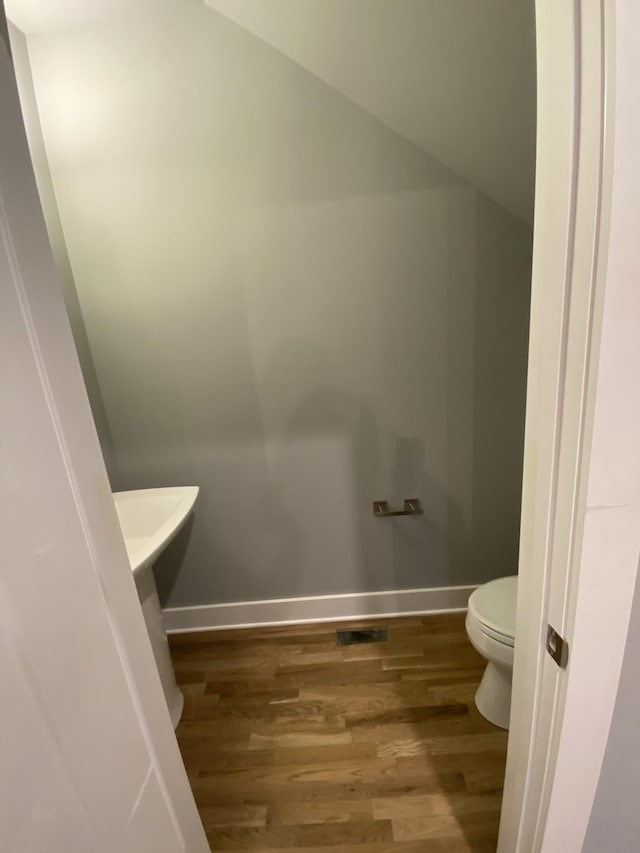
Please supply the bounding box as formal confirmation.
[336,627,389,645]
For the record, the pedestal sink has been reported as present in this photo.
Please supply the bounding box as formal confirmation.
[113,486,199,728]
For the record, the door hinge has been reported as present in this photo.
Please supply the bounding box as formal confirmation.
[546,625,569,668]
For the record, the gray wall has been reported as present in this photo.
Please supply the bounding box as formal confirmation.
[583,566,640,853]
[22,5,532,607]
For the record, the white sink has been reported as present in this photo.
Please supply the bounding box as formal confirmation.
[113,486,199,575]
[112,485,199,728]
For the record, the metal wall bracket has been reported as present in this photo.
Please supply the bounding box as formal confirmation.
[373,498,423,518]
[546,624,569,668]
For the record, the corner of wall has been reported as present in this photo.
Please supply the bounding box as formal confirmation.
[6,22,121,487]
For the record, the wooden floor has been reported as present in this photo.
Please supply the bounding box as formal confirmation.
[170,613,508,852]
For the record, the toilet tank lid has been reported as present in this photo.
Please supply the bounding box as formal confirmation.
[468,576,518,639]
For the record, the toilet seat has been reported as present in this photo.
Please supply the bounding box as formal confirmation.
[471,618,515,647]
[468,576,517,647]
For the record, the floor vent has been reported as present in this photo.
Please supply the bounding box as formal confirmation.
[336,627,389,645]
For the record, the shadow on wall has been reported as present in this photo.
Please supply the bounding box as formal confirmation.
[133,190,532,608]
[470,197,532,584]
[391,436,469,591]
[155,332,478,605]
[155,516,194,605]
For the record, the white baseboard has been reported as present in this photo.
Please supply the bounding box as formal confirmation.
[163,584,476,634]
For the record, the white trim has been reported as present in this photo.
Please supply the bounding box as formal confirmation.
[499,0,585,844]
[162,585,476,633]
[500,1,620,851]
[536,0,640,847]
[529,2,613,848]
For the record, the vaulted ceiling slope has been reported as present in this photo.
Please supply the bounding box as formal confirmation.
[204,0,536,224]
[7,0,536,222]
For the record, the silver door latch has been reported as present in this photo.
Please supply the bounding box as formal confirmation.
[546,625,569,668]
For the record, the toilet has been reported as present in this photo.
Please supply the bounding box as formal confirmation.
[465,575,517,730]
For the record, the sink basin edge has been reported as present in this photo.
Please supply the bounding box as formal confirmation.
[113,486,199,575]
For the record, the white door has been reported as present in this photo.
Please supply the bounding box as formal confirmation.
[500,1,640,850]
[0,17,208,853]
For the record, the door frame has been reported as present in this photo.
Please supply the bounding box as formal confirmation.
[499,1,640,849]
[0,15,209,852]
[3,0,635,849]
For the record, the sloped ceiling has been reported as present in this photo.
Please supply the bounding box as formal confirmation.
[204,0,536,224]
[7,0,536,222]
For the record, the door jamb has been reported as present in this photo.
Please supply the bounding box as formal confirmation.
[499,2,617,849]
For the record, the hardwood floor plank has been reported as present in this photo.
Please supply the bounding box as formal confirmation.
[372,791,502,821]
[380,731,506,759]
[248,731,353,750]
[351,715,489,746]
[275,658,386,677]
[273,669,405,688]
[198,803,268,828]
[267,798,373,827]
[206,819,393,849]
[240,847,381,853]
[298,682,479,708]
[272,742,377,766]
[212,686,301,704]
[345,703,470,729]
[171,612,507,851]
[463,763,508,795]
[193,757,399,801]
[380,838,497,853]
[190,773,466,809]
[391,809,502,843]
[233,847,381,853]
[399,668,484,684]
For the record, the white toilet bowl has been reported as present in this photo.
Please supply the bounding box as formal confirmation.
[465,576,517,730]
